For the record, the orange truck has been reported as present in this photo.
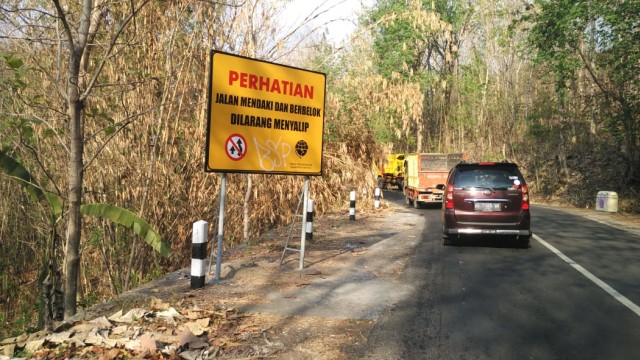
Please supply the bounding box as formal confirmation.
[378,153,405,190]
[403,152,465,208]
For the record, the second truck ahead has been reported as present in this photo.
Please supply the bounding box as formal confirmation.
[404,152,465,208]
[378,153,405,190]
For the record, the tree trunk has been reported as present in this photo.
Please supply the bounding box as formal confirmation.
[64,95,84,319]
[557,99,570,179]
[622,105,639,184]
[61,0,91,318]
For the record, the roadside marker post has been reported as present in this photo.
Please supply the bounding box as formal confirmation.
[299,177,310,269]
[349,190,356,220]
[374,188,381,209]
[191,220,208,289]
[305,199,314,241]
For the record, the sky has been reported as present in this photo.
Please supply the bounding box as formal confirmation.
[280,0,373,45]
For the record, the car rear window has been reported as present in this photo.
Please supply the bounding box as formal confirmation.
[453,167,522,190]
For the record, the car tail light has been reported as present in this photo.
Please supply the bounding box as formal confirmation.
[521,185,530,210]
[445,184,454,209]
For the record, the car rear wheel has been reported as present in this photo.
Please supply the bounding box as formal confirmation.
[443,235,455,246]
[516,235,530,249]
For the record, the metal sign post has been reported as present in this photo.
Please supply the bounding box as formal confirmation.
[280,176,312,268]
[215,173,227,281]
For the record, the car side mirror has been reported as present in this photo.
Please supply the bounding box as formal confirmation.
[436,184,445,190]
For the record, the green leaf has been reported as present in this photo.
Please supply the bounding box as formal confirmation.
[10,78,26,88]
[42,128,55,139]
[45,192,63,219]
[7,57,23,69]
[21,125,34,140]
[80,203,173,258]
[0,149,39,200]
[0,149,62,218]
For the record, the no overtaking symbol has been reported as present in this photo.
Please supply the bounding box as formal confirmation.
[225,134,247,161]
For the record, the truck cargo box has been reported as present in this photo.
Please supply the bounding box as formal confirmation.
[404,153,465,208]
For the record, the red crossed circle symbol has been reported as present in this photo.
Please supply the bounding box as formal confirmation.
[225,134,247,161]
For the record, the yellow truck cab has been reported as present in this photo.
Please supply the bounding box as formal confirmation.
[379,153,405,190]
[404,153,465,208]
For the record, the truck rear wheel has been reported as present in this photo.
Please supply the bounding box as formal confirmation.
[413,199,421,209]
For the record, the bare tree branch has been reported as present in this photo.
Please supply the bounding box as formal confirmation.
[80,0,151,101]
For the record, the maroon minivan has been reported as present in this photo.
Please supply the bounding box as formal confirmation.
[442,161,531,248]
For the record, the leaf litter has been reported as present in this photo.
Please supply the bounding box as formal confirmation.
[0,210,396,359]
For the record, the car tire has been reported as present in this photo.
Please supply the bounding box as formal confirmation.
[516,235,530,249]
[443,236,455,246]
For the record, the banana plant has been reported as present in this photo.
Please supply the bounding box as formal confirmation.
[0,149,62,219]
[0,149,172,257]
[80,203,171,257]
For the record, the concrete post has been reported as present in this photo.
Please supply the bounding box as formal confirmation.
[191,220,208,289]
[349,190,356,221]
[305,199,314,241]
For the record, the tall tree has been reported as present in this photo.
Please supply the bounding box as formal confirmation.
[55,0,160,318]
[0,0,189,319]
[527,0,640,183]
[366,0,471,152]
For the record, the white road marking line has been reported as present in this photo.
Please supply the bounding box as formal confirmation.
[533,234,640,317]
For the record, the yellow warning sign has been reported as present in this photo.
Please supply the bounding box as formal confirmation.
[205,51,326,175]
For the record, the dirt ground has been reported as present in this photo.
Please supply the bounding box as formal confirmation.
[3,200,639,360]
[2,203,410,360]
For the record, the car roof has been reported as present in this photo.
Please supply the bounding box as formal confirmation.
[454,161,519,169]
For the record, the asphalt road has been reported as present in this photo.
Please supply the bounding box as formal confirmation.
[359,190,640,360]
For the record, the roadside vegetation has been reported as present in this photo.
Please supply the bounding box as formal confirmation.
[1,0,638,338]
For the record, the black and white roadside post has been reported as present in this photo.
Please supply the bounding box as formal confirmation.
[191,220,208,289]
[374,187,381,209]
[305,199,314,242]
[349,190,356,220]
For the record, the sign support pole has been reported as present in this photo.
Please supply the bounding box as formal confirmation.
[299,176,310,269]
[215,172,227,281]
